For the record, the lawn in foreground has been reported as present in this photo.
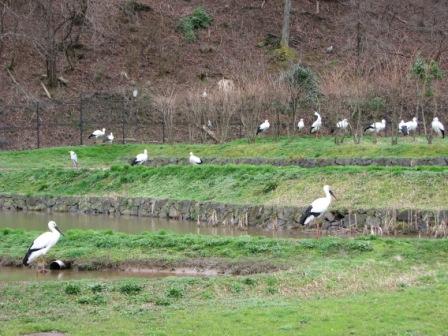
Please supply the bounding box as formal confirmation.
[1,230,447,336]
[0,164,447,210]
[0,136,447,170]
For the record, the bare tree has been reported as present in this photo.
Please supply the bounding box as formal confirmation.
[2,0,88,88]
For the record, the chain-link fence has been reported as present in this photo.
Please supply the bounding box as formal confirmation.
[0,93,300,150]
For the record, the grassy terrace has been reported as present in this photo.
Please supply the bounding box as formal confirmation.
[1,230,448,335]
[0,164,447,210]
[1,137,448,335]
[0,136,447,170]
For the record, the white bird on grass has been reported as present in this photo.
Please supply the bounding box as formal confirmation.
[106,132,114,144]
[69,151,78,168]
[336,118,349,130]
[23,221,63,267]
[189,152,203,165]
[256,120,270,135]
[88,128,106,139]
[364,119,386,133]
[400,117,418,136]
[432,117,445,138]
[202,89,208,98]
[310,111,322,134]
[299,185,337,226]
[131,149,148,166]
[297,118,305,131]
[398,120,406,134]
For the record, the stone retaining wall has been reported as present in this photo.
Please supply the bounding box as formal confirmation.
[144,157,448,168]
[0,194,447,235]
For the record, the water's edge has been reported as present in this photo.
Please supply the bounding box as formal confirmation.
[0,194,446,235]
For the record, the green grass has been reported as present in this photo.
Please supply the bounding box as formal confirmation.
[0,164,447,209]
[0,228,381,264]
[1,231,448,335]
[0,136,447,170]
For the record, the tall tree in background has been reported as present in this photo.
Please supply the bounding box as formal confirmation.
[281,0,291,48]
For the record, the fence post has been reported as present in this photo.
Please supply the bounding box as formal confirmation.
[276,109,280,138]
[161,112,165,144]
[79,95,83,145]
[121,98,125,144]
[36,102,40,148]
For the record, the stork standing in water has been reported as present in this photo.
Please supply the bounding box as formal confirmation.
[88,128,106,140]
[299,185,337,233]
[23,221,63,270]
[310,112,322,135]
[189,152,203,165]
[297,118,305,132]
[131,149,148,166]
[256,120,270,135]
[69,151,78,168]
[432,117,445,138]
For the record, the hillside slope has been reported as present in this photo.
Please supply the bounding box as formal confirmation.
[1,0,447,103]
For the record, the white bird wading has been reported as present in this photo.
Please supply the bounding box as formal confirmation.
[23,221,63,267]
[299,185,337,226]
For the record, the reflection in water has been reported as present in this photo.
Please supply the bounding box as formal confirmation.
[0,267,188,282]
[0,210,328,238]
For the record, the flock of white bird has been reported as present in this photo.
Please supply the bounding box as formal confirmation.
[22,112,446,270]
[256,112,445,138]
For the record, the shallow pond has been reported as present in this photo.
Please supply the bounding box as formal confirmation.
[0,267,203,282]
[0,210,338,238]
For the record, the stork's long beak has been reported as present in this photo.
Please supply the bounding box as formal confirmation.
[56,226,64,236]
[330,190,337,200]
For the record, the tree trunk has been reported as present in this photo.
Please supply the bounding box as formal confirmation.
[281,0,291,48]
[46,54,57,88]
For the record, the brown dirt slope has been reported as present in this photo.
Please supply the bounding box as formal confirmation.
[0,0,446,103]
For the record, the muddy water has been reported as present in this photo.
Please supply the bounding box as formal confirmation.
[0,210,329,238]
[0,267,200,282]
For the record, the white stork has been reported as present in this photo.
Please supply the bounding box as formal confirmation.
[299,185,336,226]
[69,151,78,168]
[432,117,445,138]
[310,112,322,134]
[336,118,349,130]
[400,117,418,136]
[256,120,270,135]
[106,132,114,144]
[189,152,203,165]
[88,128,106,139]
[297,118,305,131]
[364,119,386,133]
[131,149,148,166]
[398,120,406,135]
[23,221,63,267]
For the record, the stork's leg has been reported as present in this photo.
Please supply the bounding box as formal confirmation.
[36,257,48,274]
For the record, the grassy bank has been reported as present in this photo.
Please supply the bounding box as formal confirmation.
[1,230,448,335]
[0,164,447,210]
[2,228,448,267]
[0,136,447,170]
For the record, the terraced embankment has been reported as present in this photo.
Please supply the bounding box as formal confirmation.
[1,137,447,233]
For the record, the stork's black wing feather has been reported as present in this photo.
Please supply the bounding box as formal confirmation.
[23,245,44,266]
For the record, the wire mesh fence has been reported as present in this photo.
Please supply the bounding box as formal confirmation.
[0,94,283,150]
